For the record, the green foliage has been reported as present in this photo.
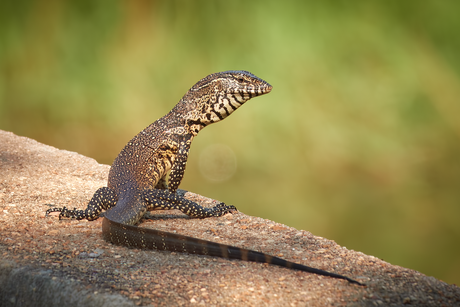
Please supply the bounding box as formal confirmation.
[2,0,460,285]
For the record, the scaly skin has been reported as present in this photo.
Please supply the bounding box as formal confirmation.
[46,71,363,286]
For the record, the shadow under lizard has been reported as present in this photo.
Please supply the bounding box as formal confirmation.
[46,70,364,286]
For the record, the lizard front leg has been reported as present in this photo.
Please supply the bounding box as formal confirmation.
[142,189,236,218]
[46,187,118,220]
[144,135,236,218]
[167,134,192,193]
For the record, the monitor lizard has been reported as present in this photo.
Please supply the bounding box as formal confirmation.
[46,70,363,286]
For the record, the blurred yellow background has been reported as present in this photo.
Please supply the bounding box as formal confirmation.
[1,1,460,285]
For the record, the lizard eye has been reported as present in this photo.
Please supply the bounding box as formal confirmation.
[237,77,244,83]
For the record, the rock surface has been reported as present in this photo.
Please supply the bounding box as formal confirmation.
[0,130,459,306]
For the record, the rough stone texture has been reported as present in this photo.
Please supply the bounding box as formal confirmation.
[0,129,459,306]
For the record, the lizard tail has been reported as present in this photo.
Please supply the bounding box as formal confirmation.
[102,217,364,286]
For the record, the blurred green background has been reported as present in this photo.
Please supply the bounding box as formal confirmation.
[1,1,460,285]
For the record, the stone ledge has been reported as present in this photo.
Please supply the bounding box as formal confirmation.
[0,260,133,307]
[0,130,459,306]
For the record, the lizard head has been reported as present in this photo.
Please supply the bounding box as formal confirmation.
[180,70,272,130]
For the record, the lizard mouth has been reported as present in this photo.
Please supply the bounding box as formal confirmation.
[234,83,272,97]
[246,83,273,96]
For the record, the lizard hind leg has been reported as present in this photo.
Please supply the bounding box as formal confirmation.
[45,187,118,221]
[142,189,236,218]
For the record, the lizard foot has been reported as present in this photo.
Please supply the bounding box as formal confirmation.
[45,206,86,220]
